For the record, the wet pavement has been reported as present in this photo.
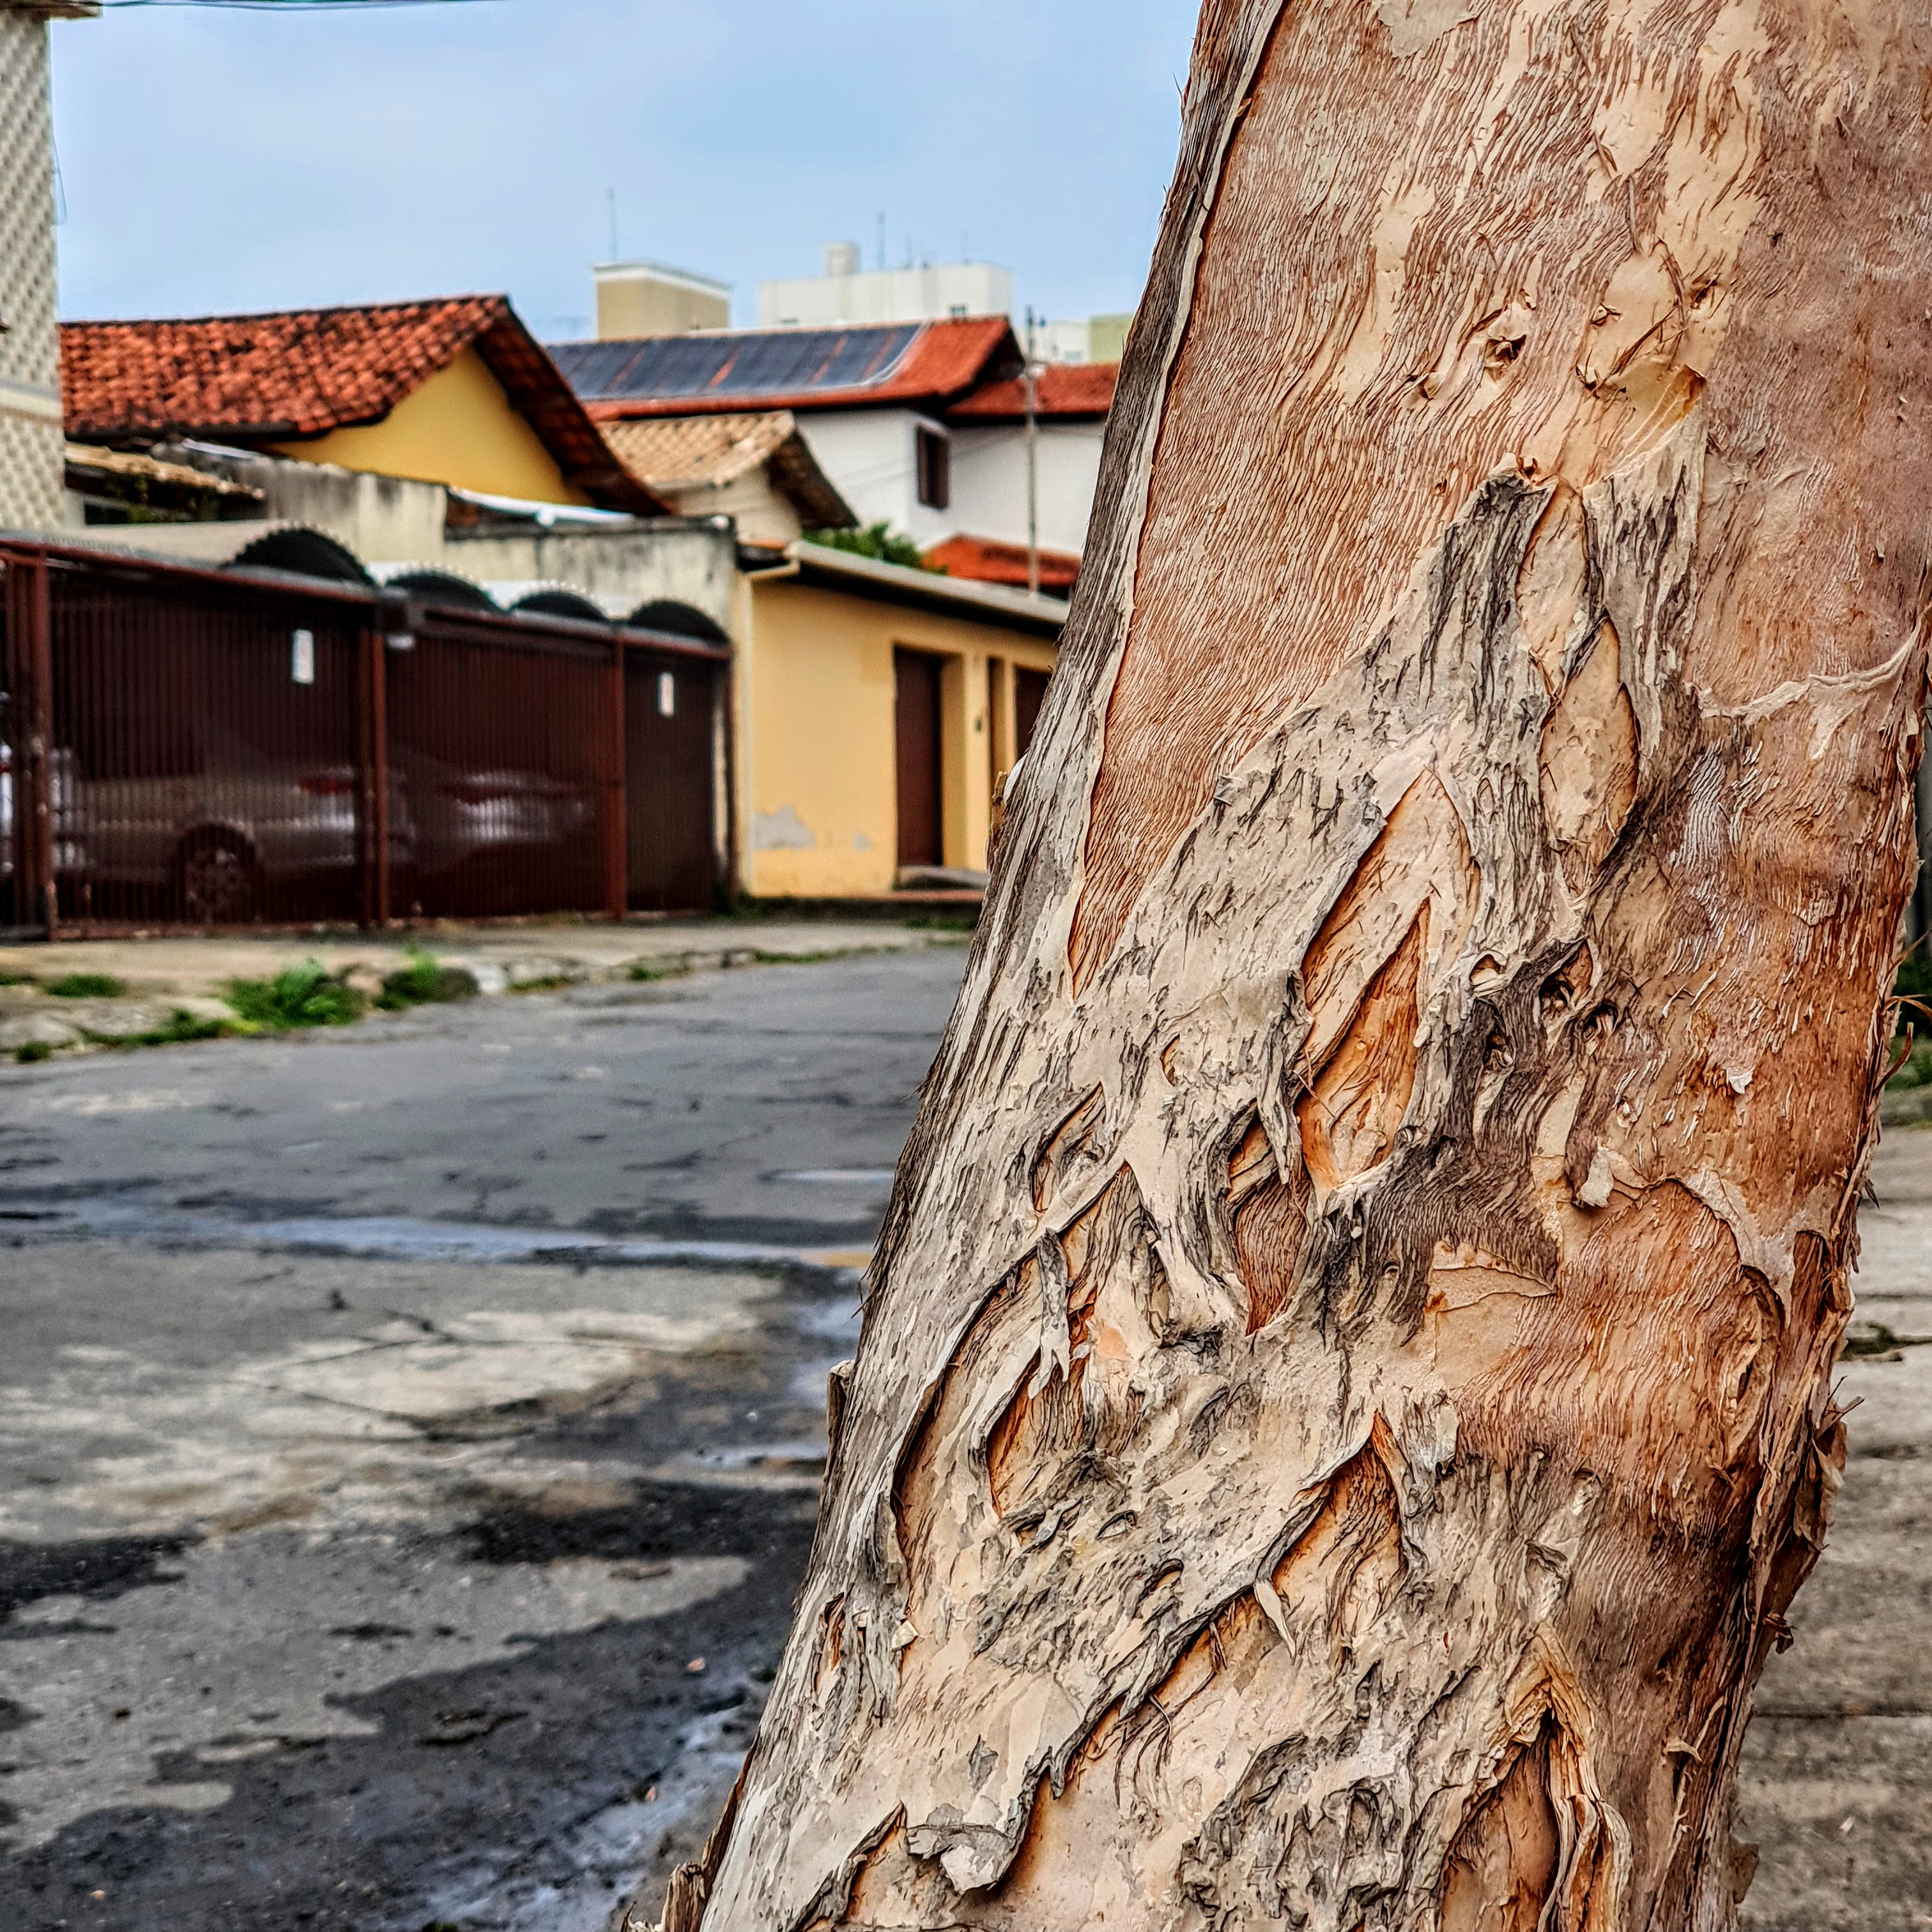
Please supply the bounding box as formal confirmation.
[0,943,1926,1929]
[0,951,964,1931]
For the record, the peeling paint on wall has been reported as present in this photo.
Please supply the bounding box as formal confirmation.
[752,804,815,852]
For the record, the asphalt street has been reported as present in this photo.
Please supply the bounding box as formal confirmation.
[0,949,967,1932]
[0,943,1926,1930]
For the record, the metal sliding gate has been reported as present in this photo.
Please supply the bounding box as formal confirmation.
[0,542,728,934]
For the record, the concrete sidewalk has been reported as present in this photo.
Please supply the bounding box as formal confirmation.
[0,916,971,1055]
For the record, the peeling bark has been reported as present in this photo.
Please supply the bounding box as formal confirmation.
[683,3,1931,1928]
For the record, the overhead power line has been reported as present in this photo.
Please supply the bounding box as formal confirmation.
[99,1,508,12]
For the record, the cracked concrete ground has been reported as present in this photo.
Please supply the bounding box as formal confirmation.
[0,953,954,1931]
[0,947,1925,1929]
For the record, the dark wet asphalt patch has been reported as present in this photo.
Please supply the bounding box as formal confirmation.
[0,1535,194,1626]
[463,1479,817,1569]
[0,1538,810,1932]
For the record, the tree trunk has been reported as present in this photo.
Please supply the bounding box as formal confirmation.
[680,3,1932,1927]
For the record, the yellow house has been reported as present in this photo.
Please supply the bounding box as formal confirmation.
[60,296,659,514]
[737,543,1064,898]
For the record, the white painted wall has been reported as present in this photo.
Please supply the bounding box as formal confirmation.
[793,410,1103,554]
[759,261,1014,329]
[790,410,923,537]
[949,422,1105,555]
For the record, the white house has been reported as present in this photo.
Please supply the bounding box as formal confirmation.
[551,318,1118,590]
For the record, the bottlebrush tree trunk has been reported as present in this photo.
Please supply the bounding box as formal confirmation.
[675,3,1932,1928]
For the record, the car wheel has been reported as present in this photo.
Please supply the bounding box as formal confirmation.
[178,832,259,925]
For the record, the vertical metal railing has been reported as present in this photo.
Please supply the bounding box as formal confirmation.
[0,542,730,931]
[3,548,56,937]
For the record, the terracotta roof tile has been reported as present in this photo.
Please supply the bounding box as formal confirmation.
[60,297,663,514]
[925,532,1082,594]
[945,360,1119,422]
[565,317,1022,421]
[601,411,854,528]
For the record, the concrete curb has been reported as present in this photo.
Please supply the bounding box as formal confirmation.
[0,923,968,1061]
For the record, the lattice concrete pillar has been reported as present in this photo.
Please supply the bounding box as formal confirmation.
[0,4,93,533]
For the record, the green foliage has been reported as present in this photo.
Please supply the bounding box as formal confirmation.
[109,1009,243,1050]
[626,960,689,983]
[0,970,34,988]
[1892,1037,1932,1091]
[803,522,940,572]
[227,961,365,1032]
[13,1041,52,1064]
[374,947,479,1010]
[1897,947,1932,1036]
[46,972,126,1000]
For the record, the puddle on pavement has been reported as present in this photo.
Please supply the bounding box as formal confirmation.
[13,1195,871,1275]
[773,1168,897,1185]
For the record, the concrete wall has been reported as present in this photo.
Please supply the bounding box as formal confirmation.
[445,521,738,632]
[0,13,71,530]
[157,446,452,562]
[741,574,1056,898]
[150,446,739,633]
[266,349,592,508]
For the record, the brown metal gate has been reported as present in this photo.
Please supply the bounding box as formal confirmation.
[384,618,614,920]
[0,542,730,935]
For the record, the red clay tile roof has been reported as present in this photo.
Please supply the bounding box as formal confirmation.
[945,361,1119,423]
[61,296,664,515]
[925,533,1082,594]
[569,316,1023,422]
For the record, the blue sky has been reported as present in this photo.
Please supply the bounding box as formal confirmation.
[49,0,1199,341]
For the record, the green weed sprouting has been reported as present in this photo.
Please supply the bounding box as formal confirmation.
[374,947,479,1010]
[226,961,366,1032]
[46,972,126,999]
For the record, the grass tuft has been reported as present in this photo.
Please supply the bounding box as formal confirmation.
[104,1009,246,1050]
[227,961,365,1032]
[374,947,479,1010]
[13,1040,53,1064]
[625,960,689,983]
[46,972,126,1000]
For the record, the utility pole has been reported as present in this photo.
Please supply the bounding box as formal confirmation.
[1023,305,1040,599]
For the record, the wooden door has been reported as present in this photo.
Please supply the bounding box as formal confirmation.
[1014,666,1050,763]
[625,653,716,912]
[894,648,942,867]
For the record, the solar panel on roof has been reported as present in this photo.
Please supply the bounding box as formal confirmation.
[549,325,924,403]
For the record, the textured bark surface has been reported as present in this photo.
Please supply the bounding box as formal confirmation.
[685,4,1932,1928]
